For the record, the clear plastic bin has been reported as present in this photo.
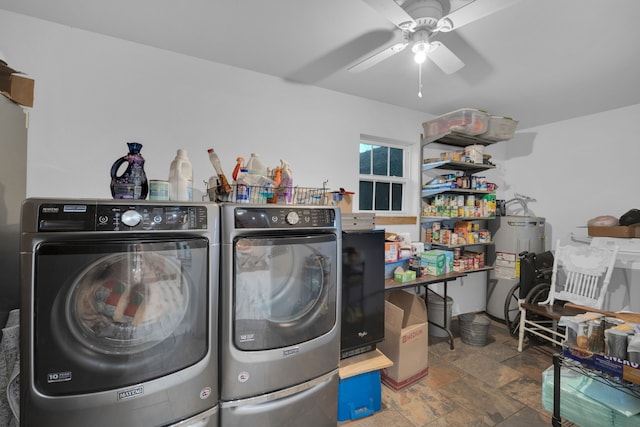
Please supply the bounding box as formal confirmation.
[480,115,518,141]
[422,108,489,139]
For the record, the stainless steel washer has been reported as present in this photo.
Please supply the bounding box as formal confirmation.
[219,204,341,427]
[20,199,220,427]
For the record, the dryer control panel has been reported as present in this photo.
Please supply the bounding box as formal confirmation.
[37,203,208,232]
[234,207,336,229]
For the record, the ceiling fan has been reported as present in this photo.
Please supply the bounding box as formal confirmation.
[350,0,520,76]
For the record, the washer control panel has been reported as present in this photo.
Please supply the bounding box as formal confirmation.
[234,207,336,229]
[37,203,208,231]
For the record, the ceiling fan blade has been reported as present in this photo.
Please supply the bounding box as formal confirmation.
[428,41,464,74]
[362,0,417,30]
[437,0,521,32]
[348,42,408,72]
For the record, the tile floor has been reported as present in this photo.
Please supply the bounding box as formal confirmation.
[341,316,557,427]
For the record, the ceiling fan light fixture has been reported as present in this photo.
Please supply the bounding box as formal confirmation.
[411,40,432,64]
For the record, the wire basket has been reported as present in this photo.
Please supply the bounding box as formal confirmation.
[209,184,329,205]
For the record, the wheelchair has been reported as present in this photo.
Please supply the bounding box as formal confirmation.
[504,250,554,336]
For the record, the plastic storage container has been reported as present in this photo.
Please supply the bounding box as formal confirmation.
[168,149,193,201]
[337,370,382,422]
[422,108,490,139]
[480,115,518,141]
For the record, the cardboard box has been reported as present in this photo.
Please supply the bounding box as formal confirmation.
[385,242,398,263]
[421,250,445,276]
[384,259,408,279]
[588,224,640,238]
[377,290,429,390]
[430,249,454,273]
[393,269,416,283]
[331,192,353,213]
[562,343,640,385]
[0,61,34,107]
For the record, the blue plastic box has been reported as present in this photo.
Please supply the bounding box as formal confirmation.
[337,370,382,422]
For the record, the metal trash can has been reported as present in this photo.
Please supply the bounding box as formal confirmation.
[427,293,453,338]
[459,313,491,346]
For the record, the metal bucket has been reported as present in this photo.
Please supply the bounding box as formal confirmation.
[459,313,491,346]
[427,294,453,338]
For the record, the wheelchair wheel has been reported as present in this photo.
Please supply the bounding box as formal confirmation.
[503,283,521,337]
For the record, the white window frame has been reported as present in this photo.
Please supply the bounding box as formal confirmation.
[358,134,411,214]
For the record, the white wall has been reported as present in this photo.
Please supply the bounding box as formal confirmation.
[485,106,640,311]
[6,9,638,244]
[0,10,424,238]
[3,10,640,313]
[483,104,640,249]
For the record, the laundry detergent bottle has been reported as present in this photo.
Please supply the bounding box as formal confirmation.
[280,159,294,204]
[110,142,148,199]
[168,149,193,201]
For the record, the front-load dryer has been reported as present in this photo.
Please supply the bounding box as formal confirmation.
[219,204,341,427]
[19,199,220,427]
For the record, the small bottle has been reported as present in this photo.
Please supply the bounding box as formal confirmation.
[236,167,250,203]
[232,157,245,182]
[168,149,193,201]
[207,148,232,194]
[279,159,293,204]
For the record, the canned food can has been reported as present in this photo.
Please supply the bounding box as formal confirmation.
[576,322,589,349]
[451,233,459,246]
[149,180,169,200]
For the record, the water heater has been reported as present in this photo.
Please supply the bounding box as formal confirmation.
[486,216,546,319]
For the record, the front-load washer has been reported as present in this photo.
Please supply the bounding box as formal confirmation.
[20,199,220,427]
[219,204,341,427]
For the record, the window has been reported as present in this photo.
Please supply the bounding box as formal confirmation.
[359,138,407,212]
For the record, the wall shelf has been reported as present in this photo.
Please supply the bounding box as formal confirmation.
[422,159,495,174]
[421,131,500,147]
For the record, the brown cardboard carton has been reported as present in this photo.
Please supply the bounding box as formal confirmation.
[588,224,640,238]
[0,61,34,107]
[377,290,429,390]
[331,191,353,213]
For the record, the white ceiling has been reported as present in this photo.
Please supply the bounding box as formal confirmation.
[2,0,640,129]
